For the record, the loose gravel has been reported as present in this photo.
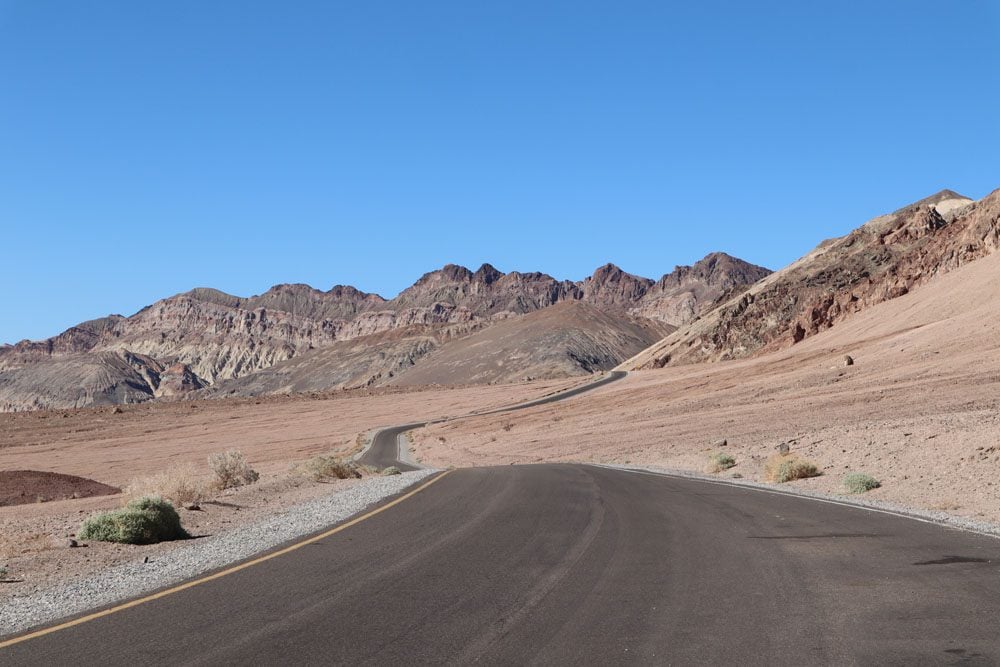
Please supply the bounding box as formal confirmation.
[1,469,437,638]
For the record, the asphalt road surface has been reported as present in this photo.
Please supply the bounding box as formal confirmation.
[357,371,626,471]
[6,464,1000,665]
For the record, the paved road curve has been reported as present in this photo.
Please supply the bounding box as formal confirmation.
[5,464,1000,665]
[357,371,627,471]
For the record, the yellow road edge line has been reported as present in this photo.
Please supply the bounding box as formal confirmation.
[0,470,453,650]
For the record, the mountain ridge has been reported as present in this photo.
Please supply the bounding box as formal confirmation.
[0,252,766,410]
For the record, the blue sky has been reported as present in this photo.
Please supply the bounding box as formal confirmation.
[1,1,997,343]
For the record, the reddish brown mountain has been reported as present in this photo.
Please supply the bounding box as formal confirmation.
[628,189,997,370]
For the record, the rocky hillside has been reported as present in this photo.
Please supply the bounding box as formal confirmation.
[0,253,765,410]
[627,188,999,370]
[391,302,673,387]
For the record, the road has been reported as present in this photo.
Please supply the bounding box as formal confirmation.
[5,464,1000,665]
[357,371,627,471]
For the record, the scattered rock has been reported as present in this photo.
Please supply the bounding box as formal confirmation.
[844,355,855,366]
[777,442,790,455]
[183,502,201,511]
[112,406,124,414]
[712,438,728,447]
[67,538,79,548]
[730,473,743,479]
[143,556,149,564]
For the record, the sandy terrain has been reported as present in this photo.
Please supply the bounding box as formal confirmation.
[0,380,579,487]
[412,249,1000,524]
[0,379,582,600]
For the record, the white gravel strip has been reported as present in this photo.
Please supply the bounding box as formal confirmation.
[597,463,1000,539]
[0,469,438,638]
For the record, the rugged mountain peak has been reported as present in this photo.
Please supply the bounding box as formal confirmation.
[589,262,626,283]
[263,283,323,297]
[328,285,386,303]
[658,253,771,289]
[473,263,504,285]
[580,263,654,308]
[439,264,475,283]
[886,189,974,220]
[180,288,243,308]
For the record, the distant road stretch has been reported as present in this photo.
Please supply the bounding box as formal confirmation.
[357,370,627,471]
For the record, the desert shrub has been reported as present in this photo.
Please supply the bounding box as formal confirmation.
[303,455,361,481]
[208,450,260,489]
[125,465,209,506]
[78,496,189,545]
[501,422,513,432]
[766,455,821,483]
[843,473,881,493]
[707,452,736,473]
[381,466,401,476]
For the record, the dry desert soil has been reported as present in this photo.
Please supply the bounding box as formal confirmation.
[0,379,583,598]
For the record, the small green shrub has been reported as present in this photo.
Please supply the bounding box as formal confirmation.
[208,450,260,489]
[303,456,361,481]
[78,496,189,544]
[843,473,881,494]
[381,466,401,476]
[707,452,736,473]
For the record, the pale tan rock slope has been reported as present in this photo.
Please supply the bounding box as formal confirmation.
[0,254,765,411]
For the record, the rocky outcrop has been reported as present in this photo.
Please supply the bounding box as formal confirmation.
[207,322,485,397]
[630,253,771,326]
[631,189,998,369]
[580,264,654,309]
[392,302,673,386]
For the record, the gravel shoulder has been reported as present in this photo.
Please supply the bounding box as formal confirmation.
[596,463,1000,539]
[0,469,437,639]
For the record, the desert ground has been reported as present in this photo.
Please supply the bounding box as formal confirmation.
[0,378,582,599]
[412,249,1000,523]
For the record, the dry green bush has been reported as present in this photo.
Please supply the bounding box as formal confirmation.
[843,473,880,493]
[78,496,189,544]
[125,465,209,506]
[707,452,736,473]
[765,454,821,483]
[303,455,361,481]
[208,450,260,490]
[381,466,401,476]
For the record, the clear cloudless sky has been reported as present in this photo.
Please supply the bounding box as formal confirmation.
[1,1,998,343]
